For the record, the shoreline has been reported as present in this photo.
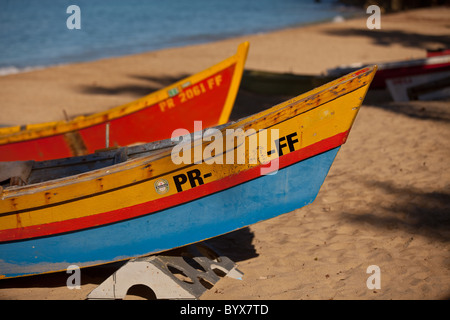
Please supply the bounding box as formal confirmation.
[0,2,365,77]
[0,6,449,300]
[0,8,366,78]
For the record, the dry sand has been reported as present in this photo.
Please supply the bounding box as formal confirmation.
[0,7,449,300]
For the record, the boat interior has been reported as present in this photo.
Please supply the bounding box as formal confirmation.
[0,138,176,189]
[0,122,235,190]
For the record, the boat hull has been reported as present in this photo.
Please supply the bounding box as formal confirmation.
[0,147,339,279]
[0,65,377,279]
[327,55,450,89]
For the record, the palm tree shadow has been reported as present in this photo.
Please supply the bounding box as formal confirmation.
[340,179,450,243]
[323,28,450,51]
[367,98,450,123]
[76,73,189,97]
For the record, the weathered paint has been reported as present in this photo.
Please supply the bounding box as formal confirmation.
[0,66,377,279]
[0,147,340,278]
[0,42,249,161]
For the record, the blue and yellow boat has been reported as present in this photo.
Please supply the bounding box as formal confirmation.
[0,65,377,279]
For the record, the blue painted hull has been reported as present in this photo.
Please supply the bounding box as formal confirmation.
[0,147,340,278]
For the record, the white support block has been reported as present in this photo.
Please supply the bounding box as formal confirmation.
[87,243,243,300]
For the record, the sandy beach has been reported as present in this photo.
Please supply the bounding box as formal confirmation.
[0,6,449,300]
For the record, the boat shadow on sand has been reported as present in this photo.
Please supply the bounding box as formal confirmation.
[0,227,258,299]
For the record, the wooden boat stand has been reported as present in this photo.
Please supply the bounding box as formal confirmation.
[87,243,243,300]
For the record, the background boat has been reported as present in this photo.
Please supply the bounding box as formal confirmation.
[386,70,450,102]
[0,42,249,162]
[426,48,450,57]
[326,53,450,90]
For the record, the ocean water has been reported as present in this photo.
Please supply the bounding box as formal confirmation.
[0,0,362,74]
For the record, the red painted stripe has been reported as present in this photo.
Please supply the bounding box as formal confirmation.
[0,131,349,242]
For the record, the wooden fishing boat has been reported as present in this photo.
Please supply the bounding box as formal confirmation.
[386,69,450,102]
[0,65,377,279]
[0,42,249,162]
[426,48,450,58]
[327,54,450,89]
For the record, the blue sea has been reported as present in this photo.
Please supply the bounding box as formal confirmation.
[0,0,363,74]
